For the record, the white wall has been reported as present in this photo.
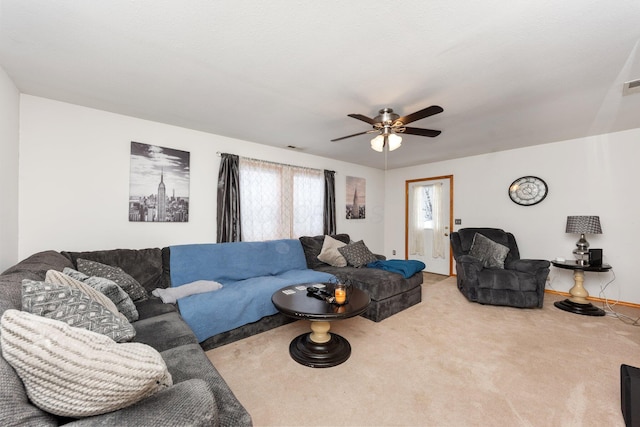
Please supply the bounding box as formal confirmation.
[18,95,385,258]
[385,128,640,304]
[0,67,20,272]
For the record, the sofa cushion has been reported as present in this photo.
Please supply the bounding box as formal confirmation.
[338,240,378,268]
[314,264,422,302]
[1,251,75,313]
[61,247,165,293]
[162,344,252,427]
[317,235,347,267]
[169,239,310,285]
[21,280,135,343]
[299,234,351,268]
[0,354,58,425]
[64,267,139,322]
[134,296,178,321]
[132,311,199,352]
[469,233,510,269]
[77,258,148,302]
[177,269,334,342]
[1,309,172,418]
[72,379,218,427]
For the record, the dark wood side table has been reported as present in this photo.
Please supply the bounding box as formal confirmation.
[550,260,611,316]
[272,283,370,368]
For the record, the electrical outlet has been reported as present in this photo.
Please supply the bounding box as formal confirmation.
[392,250,396,255]
[455,219,462,225]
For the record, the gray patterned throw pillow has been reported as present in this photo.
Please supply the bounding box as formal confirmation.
[64,267,139,322]
[21,280,135,343]
[337,240,378,268]
[469,233,510,269]
[77,258,148,302]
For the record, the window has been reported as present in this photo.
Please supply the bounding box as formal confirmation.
[420,185,435,229]
[239,158,324,241]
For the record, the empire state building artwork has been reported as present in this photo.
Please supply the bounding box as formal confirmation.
[346,176,366,219]
[129,141,190,222]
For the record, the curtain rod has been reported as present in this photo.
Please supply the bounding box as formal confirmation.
[216,152,334,174]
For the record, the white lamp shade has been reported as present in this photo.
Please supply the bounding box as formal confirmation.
[370,135,384,152]
[388,133,402,151]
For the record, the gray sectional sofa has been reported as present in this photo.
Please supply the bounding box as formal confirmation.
[0,236,424,425]
[299,234,424,322]
[0,249,251,427]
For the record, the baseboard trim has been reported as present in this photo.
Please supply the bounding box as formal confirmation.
[544,289,640,309]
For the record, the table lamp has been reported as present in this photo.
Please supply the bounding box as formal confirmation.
[565,215,602,265]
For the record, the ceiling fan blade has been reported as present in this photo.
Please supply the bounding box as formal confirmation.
[396,105,443,125]
[347,113,377,125]
[402,127,442,137]
[331,130,376,142]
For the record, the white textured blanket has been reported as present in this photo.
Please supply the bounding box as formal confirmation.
[152,280,223,304]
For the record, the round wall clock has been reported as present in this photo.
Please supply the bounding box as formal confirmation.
[508,176,548,206]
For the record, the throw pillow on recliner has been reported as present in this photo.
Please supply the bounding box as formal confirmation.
[469,233,510,269]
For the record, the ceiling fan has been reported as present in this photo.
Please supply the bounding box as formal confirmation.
[331,105,443,152]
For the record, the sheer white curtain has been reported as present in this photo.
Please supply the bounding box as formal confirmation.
[432,182,445,259]
[408,184,425,255]
[239,158,323,241]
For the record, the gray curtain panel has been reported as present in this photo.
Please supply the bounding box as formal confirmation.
[323,170,336,235]
[217,153,242,243]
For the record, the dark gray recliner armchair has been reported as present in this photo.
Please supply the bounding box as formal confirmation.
[450,228,550,308]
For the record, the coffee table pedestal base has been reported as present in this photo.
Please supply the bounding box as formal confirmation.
[289,321,351,368]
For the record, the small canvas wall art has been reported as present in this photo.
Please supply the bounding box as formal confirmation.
[129,141,190,222]
[346,176,366,219]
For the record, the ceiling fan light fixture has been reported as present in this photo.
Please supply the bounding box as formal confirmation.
[370,134,385,152]
[388,133,402,151]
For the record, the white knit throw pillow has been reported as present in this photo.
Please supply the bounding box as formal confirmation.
[45,269,127,322]
[317,235,348,267]
[0,309,172,417]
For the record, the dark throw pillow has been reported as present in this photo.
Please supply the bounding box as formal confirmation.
[469,233,510,269]
[77,258,148,302]
[338,240,378,268]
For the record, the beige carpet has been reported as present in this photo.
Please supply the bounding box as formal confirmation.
[207,276,640,426]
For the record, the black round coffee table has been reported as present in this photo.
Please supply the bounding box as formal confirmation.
[271,283,370,368]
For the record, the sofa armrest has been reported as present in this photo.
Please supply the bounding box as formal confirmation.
[506,259,550,274]
[65,379,217,427]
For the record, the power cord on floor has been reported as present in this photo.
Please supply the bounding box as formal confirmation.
[598,269,640,326]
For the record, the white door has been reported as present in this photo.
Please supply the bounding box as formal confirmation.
[406,177,452,276]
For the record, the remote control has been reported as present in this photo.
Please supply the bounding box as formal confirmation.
[306,287,335,303]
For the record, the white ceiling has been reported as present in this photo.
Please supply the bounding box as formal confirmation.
[1,1,640,170]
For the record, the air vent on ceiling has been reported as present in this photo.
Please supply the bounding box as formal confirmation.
[623,79,640,96]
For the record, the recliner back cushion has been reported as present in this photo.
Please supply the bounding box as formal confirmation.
[458,228,510,253]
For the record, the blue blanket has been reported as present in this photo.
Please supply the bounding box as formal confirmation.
[366,259,426,278]
[169,240,335,342]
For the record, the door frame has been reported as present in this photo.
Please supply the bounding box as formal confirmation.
[404,175,454,276]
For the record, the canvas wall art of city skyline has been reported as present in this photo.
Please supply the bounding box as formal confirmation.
[129,141,190,222]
